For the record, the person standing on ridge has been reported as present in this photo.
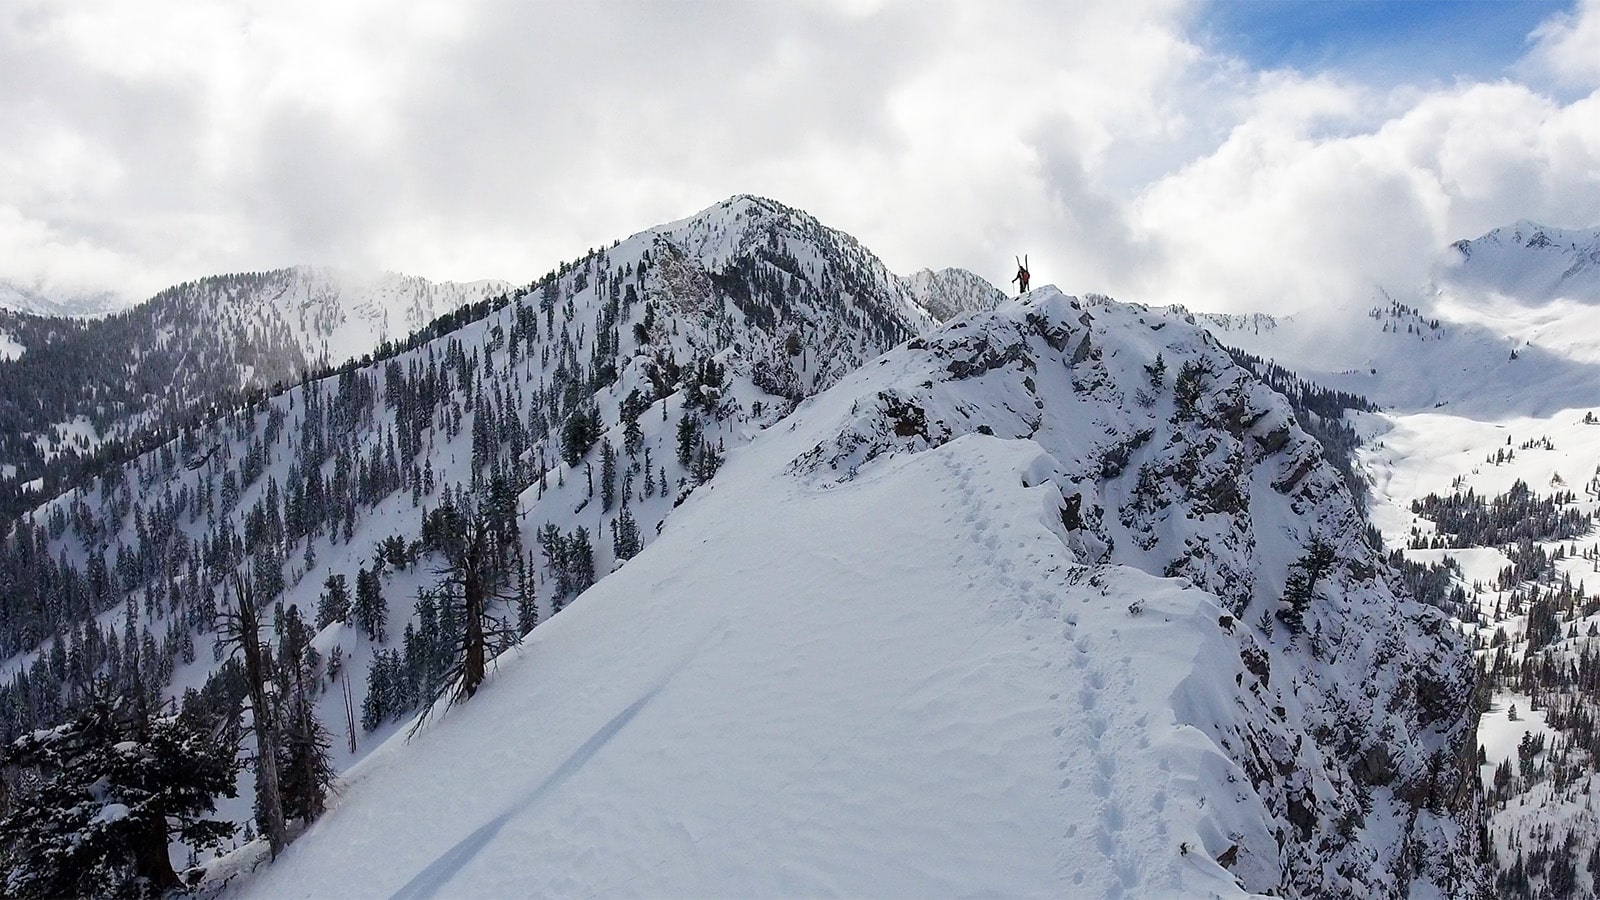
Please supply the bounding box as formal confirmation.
[1011,255,1030,295]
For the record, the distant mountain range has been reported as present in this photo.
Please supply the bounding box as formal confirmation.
[1448,220,1600,305]
[0,268,509,512]
[0,281,127,318]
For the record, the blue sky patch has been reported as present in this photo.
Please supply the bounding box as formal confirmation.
[1200,0,1572,85]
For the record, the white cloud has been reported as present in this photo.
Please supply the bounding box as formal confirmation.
[1526,0,1600,89]
[0,0,1594,314]
[1126,78,1600,313]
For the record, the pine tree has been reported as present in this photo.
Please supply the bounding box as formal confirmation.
[623,415,643,459]
[612,505,641,561]
[515,552,538,635]
[1278,537,1336,633]
[354,565,387,643]
[539,524,570,600]
[315,573,350,630]
[676,412,700,467]
[413,501,523,729]
[568,527,595,593]
[0,686,239,897]
[601,440,617,512]
[561,403,599,467]
[275,606,334,824]
[216,580,288,858]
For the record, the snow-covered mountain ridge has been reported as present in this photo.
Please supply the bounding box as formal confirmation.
[903,266,1007,320]
[1448,221,1600,306]
[234,288,1479,898]
[0,197,1476,897]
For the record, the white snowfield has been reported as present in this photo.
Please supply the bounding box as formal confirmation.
[236,289,1473,899]
[242,436,1245,899]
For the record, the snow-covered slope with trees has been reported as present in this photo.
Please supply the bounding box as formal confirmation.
[231,289,1480,898]
[1195,218,1600,898]
[0,195,977,888]
[0,268,507,523]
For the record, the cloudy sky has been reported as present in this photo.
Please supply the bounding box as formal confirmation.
[2,0,1597,313]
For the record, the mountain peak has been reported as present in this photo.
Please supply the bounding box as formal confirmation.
[903,267,1006,321]
[1445,219,1600,304]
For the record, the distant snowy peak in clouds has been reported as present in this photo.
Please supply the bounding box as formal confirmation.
[0,281,126,318]
[1446,220,1600,304]
[230,265,512,365]
[902,266,1007,322]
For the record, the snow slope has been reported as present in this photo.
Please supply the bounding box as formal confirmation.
[240,435,1246,899]
[233,289,1479,899]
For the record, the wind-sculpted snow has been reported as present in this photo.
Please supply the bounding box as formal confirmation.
[230,288,1479,898]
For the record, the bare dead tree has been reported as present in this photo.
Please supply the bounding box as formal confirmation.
[216,579,288,858]
[408,505,524,737]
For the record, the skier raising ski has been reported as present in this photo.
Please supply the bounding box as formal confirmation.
[1011,255,1030,295]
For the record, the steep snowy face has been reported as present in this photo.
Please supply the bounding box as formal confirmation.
[789,288,1481,895]
[141,266,510,372]
[1447,221,1600,305]
[903,266,1007,321]
[637,195,932,390]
